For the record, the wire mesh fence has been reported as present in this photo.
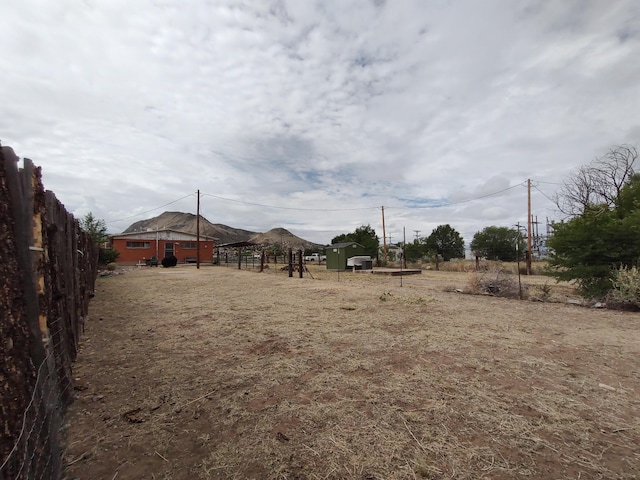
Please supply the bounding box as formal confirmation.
[0,352,67,480]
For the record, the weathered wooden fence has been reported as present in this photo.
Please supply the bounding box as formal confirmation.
[0,144,99,480]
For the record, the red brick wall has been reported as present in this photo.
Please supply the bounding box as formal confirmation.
[112,239,214,264]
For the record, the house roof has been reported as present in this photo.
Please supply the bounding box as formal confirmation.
[110,228,217,241]
[328,242,365,249]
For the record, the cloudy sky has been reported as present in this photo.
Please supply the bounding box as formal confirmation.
[2,0,639,247]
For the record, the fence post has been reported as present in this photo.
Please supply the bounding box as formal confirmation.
[298,250,303,278]
[4,151,49,370]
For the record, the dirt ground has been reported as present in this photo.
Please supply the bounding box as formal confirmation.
[63,264,639,480]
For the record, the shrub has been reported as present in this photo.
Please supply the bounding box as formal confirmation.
[468,268,523,299]
[609,266,640,309]
[99,248,120,265]
[162,255,178,267]
[379,292,392,302]
[537,282,552,301]
[106,262,117,271]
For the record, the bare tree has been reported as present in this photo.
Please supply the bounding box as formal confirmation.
[554,144,637,216]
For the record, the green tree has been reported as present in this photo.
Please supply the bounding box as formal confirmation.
[547,174,640,299]
[426,224,465,261]
[404,237,429,262]
[269,243,284,256]
[80,212,108,244]
[470,226,523,262]
[80,212,120,265]
[331,224,380,258]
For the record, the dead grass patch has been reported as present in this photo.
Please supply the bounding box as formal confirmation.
[63,265,640,480]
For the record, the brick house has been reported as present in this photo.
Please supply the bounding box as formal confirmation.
[110,229,216,265]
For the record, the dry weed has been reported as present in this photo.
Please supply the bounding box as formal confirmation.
[467,268,522,298]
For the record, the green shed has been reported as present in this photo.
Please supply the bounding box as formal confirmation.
[326,242,368,270]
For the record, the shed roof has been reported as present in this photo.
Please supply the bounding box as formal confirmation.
[328,242,365,249]
[216,241,258,248]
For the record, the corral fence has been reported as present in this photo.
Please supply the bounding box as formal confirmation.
[216,248,308,277]
[0,145,99,480]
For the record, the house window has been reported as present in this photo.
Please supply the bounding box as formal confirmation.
[126,241,151,249]
[181,242,197,249]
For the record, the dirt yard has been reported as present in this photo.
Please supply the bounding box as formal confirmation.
[63,264,639,480]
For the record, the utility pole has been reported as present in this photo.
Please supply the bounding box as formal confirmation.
[403,227,407,269]
[413,230,421,241]
[400,227,406,287]
[531,215,540,258]
[196,189,200,269]
[526,179,532,275]
[515,222,523,299]
[381,206,388,262]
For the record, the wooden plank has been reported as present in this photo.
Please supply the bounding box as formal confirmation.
[4,150,48,368]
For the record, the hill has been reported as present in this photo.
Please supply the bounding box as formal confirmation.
[247,227,320,250]
[122,211,321,249]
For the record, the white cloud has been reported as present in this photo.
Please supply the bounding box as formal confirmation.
[1,0,639,246]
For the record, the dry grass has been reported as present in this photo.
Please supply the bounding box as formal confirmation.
[63,264,640,480]
[411,260,548,276]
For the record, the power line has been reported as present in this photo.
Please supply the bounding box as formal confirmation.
[200,192,377,212]
[104,180,536,226]
[392,183,525,210]
[532,185,556,204]
[105,193,196,224]
[205,183,527,212]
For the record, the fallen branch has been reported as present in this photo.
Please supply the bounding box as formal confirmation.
[401,415,428,454]
[66,451,91,466]
[598,383,616,391]
[155,451,169,462]
[611,427,633,433]
[175,389,217,410]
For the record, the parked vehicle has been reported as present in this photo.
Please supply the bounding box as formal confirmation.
[304,253,326,262]
[347,255,372,270]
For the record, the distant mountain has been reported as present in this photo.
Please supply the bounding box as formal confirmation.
[247,227,321,250]
[122,211,321,249]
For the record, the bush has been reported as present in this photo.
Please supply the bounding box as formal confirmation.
[468,267,523,299]
[161,255,178,268]
[610,266,640,309]
[99,248,120,265]
[537,282,552,301]
[106,262,117,271]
